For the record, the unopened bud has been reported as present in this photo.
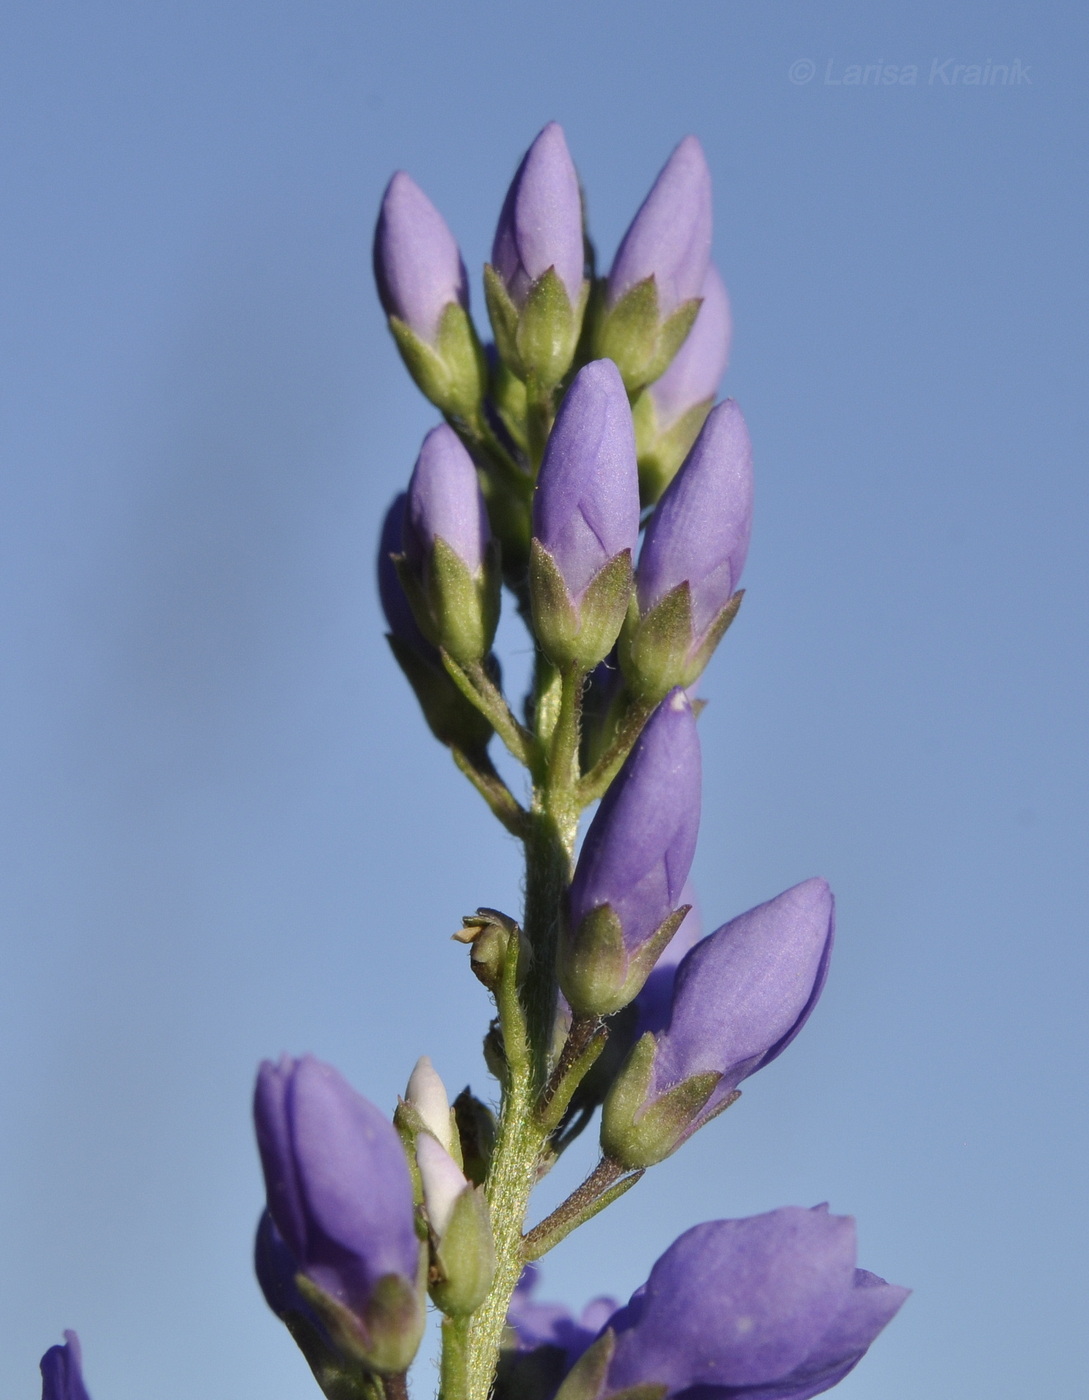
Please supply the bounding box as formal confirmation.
[416,1134,496,1316]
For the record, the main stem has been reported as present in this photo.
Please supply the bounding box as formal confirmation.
[462,667,581,1400]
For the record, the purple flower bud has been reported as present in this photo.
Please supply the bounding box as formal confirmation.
[533,360,639,602]
[493,122,584,307]
[374,172,469,344]
[637,398,754,643]
[378,494,432,654]
[647,265,731,429]
[570,691,700,954]
[253,1055,422,1368]
[404,424,490,576]
[604,1207,908,1400]
[561,692,701,1017]
[607,136,712,317]
[255,1208,323,1326]
[653,878,834,1117]
[40,1333,91,1400]
[601,880,833,1166]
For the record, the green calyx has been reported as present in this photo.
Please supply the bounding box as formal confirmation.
[296,1265,426,1378]
[600,1032,732,1169]
[484,264,589,390]
[553,1329,614,1400]
[388,302,487,422]
[529,541,633,670]
[274,1305,382,1400]
[559,903,692,1019]
[631,391,715,506]
[589,277,701,395]
[395,537,501,667]
[551,1330,668,1400]
[429,1183,497,1317]
[619,585,745,702]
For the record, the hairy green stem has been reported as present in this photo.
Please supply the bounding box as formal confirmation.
[523,1159,643,1262]
[439,1317,469,1400]
[450,748,529,837]
[441,654,536,770]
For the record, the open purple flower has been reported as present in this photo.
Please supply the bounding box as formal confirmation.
[40,1333,91,1400]
[374,172,469,345]
[561,689,700,1016]
[607,136,713,317]
[530,360,640,668]
[254,1055,424,1373]
[602,879,834,1166]
[600,1207,908,1400]
[493,122,584,308]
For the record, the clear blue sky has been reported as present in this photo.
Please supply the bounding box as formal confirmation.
[2,3,1086,1397]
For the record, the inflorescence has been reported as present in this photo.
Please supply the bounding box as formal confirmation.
[40,123,907,1400]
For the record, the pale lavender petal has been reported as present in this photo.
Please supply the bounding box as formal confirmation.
[651,880,834,1116]
[608,136,713,316]
[404,424,490,574]
[648,265,731,428]
[374,171,469,343]
[637,400,753,640]
[570,690,701,954]
[493,122,584,305]
[533,360,639,601]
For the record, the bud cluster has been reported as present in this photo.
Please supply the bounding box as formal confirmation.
[39,125,905,1400]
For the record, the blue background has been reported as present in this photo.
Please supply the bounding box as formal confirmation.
[2,2,1086,1397]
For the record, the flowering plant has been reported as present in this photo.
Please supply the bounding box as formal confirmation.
[40,124,906,1400]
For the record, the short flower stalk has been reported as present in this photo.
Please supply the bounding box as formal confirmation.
[38,124,906,1400]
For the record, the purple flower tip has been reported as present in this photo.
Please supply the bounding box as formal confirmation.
[608,135,713,317]
[605,1207,908,1399]
[253,1054,420,1319]
[493,122,584,306]
[40,1331,92,1400]
[648,264,731,428]
[637,398,753,640]
[651,878,834,1119]
[374,171,469,343]
[404,424,490,574]
[533,359,640,601]
[570,688,701,953]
